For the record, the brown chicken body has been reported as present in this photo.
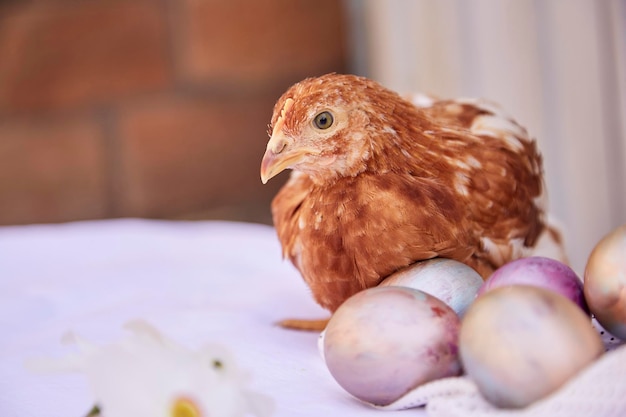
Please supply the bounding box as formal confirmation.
[261,74,566,314]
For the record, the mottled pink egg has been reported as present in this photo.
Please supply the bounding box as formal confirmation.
[323,286,461,406]
[478,256,588,313]
[584,224,626,340]
[460,285,603,409]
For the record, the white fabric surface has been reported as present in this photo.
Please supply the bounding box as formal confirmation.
[0,219,426,417]
[1,219,624,417]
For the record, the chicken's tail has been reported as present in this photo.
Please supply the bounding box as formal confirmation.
[530,214,569,265]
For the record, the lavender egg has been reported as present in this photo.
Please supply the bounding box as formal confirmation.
[477,256,588,313]
[379,258,483,317]
[460,285,603,409]
[323,286,461,406]
[584,224,626,340]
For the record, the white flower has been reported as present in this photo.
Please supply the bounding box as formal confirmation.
[28,321,274,417]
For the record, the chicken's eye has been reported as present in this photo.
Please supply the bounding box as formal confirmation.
[313,111,334,130]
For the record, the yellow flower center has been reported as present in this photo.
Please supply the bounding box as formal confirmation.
[171,397,202,417]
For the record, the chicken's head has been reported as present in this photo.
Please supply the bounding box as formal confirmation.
[260,74,407,185]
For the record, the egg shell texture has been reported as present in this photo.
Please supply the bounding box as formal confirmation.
[584,224,626,340]
[460,285,603,409]
[478,256,588,313]
[323,287,461,406]
[379,258,483,317]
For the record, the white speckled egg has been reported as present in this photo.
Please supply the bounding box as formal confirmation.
[379,258,483,317]
[584,224,626,340]
[460,285,603,409]
[323,286,461,406]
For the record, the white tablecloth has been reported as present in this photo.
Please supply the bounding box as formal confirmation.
[0,219,425,417]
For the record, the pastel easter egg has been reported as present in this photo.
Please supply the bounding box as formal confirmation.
[323,286,461,406]
[584,224,626,340]
[379,258,483,317]
[460,285,603,409]
[478,256,588,313]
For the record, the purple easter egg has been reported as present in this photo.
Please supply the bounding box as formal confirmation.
[478,256,588,314]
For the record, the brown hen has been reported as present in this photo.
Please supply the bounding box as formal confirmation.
[260,74,566,328]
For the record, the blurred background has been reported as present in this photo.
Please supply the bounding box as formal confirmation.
[0,0,624,273]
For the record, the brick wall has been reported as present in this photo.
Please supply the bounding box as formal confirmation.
[0,0,347,225]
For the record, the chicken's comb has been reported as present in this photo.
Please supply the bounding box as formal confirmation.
[271,98,294,137]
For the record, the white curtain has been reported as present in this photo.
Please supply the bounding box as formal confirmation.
[346,0,626,274]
